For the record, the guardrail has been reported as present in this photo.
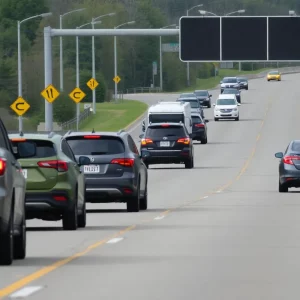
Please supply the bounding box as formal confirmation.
[124,87,162,94]
[60,107,92,130]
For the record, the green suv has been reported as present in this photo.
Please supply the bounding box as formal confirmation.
[9,132,88,231]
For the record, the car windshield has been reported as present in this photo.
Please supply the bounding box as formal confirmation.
[291,141,300,153]
[179,93,195,98]
[237,77,247,82]
[146,126,185,137]
[223,89,238,94]
[66,136,125,155]
[180,100,200,108]
[269,71,279,75]
[222,78,237,83]
[216,99,236,105]
[194,91,208,97]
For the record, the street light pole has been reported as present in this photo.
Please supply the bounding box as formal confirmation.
[17,12,52,132]
[159,24,177,91]
[59,8,86,92]
[114,21,135,103]
[186,4,203,87]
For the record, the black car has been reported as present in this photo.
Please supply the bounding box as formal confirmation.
[194,90,212,108]
[221,88,241,103]
[0,121,36,265]
[191,113,208,144]
[177,97,205,119]
[64,130,148,212]
[139,123,194,169]
[237,77,248,90]
[275,140,300,193]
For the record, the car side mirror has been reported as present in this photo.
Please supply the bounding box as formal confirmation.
[139,134,144,139]
[16,141,37,158]
[209,94,212,97]
[237,103,241,106]
[78,156,90,165]
[275,152,283,159]
[213,103,216,106]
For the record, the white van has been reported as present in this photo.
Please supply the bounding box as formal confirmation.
[213,94,240,121]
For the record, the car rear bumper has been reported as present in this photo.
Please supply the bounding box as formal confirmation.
[85,177,138,203]
[141,148,192,165]
[192,131,206,140]
[280,169,300,187]
[25,190,71,214]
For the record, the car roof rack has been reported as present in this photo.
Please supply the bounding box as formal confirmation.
[48,131,56,138]
[66,130,72,136]
[117,129,125,135]
[19,131,24,137]
[92,128,95,133]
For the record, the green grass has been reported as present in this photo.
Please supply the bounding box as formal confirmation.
[79,100,147,132]
[179,68,272,92]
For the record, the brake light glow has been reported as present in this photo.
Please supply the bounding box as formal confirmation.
[161,124,170,127]
[37,160,68,172]
[177,138,190,145]
[0,158,6,176]
[123,188,133,194]
[53,195,67,201]
[111,158,135,167]
[195,123,204,127]
[83,135,101,139]
[141,138,153,145]
[10,138,26,142]
[283,156,300,165]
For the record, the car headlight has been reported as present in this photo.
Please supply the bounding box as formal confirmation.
[215,109,220,112]
[233,108,238,111]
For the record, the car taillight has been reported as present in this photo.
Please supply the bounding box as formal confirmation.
[161,124,170,127]
[110,158,135,167]
[141,138,153,145]
[177,138,190,145]
[83,135,100,139]
[283,156,300,165]
[0,158,6,176]
[37,160,68,172]
[195,123,204,127]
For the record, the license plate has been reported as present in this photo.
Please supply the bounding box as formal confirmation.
[83,165,100,173]
[160,141,170,147]
[22,169,27,179]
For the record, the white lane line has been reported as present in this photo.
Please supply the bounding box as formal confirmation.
[203,196,208,199]
[106,237,124,244]
[154,216,165,220]
[10,286,43,298]
[216,191,222,193]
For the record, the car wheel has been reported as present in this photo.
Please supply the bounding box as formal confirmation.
[63,202,78,230]
[214,118,219,121]
[127,182,140,212]
[207,102,211,108]
[13,206,26,260]
[246,87,248,90]
[279,181,288,193]
[0,207,13,265]
[235,116,239,121]
[201,136,208,144]
[78,199,86,228]
[185,156,194,169]
[140,184,148,211]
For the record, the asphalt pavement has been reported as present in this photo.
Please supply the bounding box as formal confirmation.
[1,74,300,299]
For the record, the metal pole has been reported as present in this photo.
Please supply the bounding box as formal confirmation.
[114,34,117,102]
[44,27,53,131]
[159,35,163,91]
[92,21,96,114]
[186,9,190,87]
[76,35,80,131]
[59,15,63,91]
[17,21,23,132]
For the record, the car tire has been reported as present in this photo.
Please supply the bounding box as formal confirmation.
[235,116,239,121]
[201,136,208,144]
[0,207,13,265]
[185,156,194,169]
[63,202,78,230]
[13,206,26,260]
[214,118,219,121]
[78,200,86,228]
[207,102,211,108]
[279,181,288,193]
[140,184,148,211]
[127,182,140,212]
[246,87,248,90]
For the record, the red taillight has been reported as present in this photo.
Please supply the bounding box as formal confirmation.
[141,138,153,145]
[0,158,6,176]
[83,135,100,139]
[161,124,170,127]
[177,138,190,145]
[53,195,67,201]
[37,160,68,172]
[195,123,204,127]
[110,158,135,167]
[123,188,133,194]
[283,156,300,165]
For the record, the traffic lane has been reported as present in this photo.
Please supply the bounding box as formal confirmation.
[22,73,300,300]
[0,75,284,292]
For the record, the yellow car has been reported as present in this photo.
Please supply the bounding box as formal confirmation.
[267,70,281,81]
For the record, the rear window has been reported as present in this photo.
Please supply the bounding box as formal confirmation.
[146,126,185,137]
[149,114,184,123]
[223,89,238,94]
[192,116,202,123]
[291,142,300,152]
[195,91,208,96]
[66,136,125,155]
[179,100,199,108]
[11,139,56,158]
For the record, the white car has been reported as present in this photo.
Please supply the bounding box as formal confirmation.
[213,94,241,121]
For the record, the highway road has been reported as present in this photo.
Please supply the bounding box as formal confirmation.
[1,73,300,299]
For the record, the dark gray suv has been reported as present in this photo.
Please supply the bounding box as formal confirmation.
[63,130,148,212]
[0,121,36,265]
